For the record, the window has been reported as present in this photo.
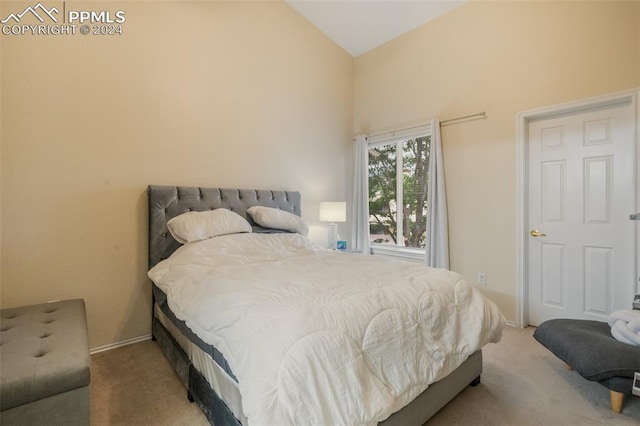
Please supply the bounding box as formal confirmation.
[368,128,431,258]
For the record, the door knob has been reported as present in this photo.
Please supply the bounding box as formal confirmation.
[530,229,546,237]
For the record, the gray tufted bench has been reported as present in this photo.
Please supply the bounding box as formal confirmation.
[0,299,91,425]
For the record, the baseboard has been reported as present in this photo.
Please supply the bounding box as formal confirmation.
[505,320,517,327]
[90,334,152,355]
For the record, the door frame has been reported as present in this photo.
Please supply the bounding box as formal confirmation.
[515,89,640,328]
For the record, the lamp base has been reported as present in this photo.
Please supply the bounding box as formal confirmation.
[327,223,338,250]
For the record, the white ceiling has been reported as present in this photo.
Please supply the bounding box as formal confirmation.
[285,0,466,57]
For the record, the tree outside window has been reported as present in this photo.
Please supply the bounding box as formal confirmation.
[368,135,431,249]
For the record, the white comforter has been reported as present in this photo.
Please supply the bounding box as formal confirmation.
[149,233,505,426]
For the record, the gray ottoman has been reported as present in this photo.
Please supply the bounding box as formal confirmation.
[0,299,91,425]
[534,319,640,413]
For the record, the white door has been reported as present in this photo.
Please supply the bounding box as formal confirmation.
[527,100,636,326]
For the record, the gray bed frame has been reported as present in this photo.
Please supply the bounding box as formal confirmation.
[148,184,482,425]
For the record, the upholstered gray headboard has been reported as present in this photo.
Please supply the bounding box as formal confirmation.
[148,185,302,269]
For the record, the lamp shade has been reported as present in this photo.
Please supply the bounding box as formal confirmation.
[319,202,346,222]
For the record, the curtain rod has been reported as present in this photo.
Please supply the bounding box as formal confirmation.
[353,111,486,141]
[440,111,486,124]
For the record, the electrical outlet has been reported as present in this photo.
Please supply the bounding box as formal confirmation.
[633,372,640,397]
[477,272,486,285]
[633,293,640,310]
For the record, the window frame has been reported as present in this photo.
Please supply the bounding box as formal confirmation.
[367,124,432,258]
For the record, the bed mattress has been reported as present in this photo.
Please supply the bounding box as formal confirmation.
[154,301,247,423]
[153,285,236,380]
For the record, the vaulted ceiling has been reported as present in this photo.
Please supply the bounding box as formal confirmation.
[285,1,466,57]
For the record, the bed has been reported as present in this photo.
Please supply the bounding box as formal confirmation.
[147,185,504,425]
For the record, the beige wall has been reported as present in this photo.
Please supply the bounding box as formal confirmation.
[354,1,640,322]
[0,2,3,295]
[3,0,638,349]
[1,1,353,349]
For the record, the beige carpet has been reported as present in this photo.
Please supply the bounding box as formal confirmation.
[90,326,640,425]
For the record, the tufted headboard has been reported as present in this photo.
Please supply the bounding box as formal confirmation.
[148,185,302,269]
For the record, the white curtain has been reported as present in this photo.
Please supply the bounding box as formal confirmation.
[351,135,371,255]
[425,119,450,269]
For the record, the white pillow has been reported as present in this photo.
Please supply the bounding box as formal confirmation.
[247,206,308,236]
[167,209,252,244]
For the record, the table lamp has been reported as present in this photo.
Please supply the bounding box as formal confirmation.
[319,202,346,250]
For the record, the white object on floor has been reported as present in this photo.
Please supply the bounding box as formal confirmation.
[607,309,640,347]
